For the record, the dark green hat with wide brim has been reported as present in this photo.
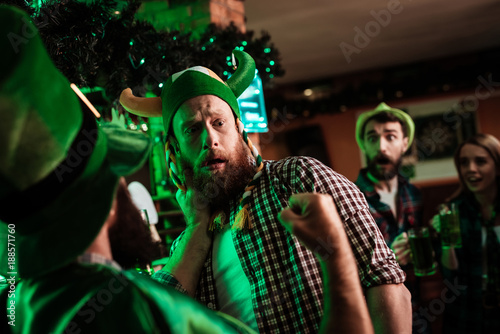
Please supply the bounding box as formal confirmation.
[0,5,151,279]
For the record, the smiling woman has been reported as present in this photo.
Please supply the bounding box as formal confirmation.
[435,133,500,334]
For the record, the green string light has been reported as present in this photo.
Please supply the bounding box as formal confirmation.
[269,60,275,66]
[265,67,270,72]
[242,41,247,46]
[140,58,145,65]
[209,37,214,43]
[201,46,206,51]
[264,47,271,53]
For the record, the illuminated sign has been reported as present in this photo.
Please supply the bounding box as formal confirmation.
[237,70,269,133]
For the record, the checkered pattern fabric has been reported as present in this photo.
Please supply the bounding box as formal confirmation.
[355,168,423,245]
[153,157,405,333]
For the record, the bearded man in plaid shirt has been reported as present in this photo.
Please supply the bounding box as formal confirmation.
[354,103,429,333]
[121,52,411,333]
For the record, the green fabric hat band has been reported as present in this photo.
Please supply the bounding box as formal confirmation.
[355,102,415,152]
[161,67,240,137]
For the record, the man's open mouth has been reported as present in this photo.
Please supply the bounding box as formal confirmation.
[202,157,227,169]
[376,157,391,165]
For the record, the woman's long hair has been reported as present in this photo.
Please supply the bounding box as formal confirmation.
[448,133,500,201]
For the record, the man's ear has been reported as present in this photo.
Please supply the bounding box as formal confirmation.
[402,136,409,154]
[169,136,180,155]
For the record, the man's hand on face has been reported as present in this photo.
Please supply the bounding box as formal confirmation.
[390,232,411,266]
[175,169,210,228]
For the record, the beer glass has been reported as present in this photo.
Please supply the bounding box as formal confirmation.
[408,227,436,276]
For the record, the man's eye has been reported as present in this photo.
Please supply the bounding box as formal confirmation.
[185,126,198,135]
[214,120,225,127]
[387,135,396,141]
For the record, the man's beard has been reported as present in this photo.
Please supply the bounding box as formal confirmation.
[179,140,256,210]
[367,154,402,181]
[108,182,165,270]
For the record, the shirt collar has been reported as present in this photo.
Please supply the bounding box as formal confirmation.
[77,253,122,271]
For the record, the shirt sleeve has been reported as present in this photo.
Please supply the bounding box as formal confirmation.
[150,230,189,294]
[276,156,406,287]
[151,270,189,294]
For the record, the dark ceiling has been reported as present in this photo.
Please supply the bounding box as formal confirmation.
[245,0,500,87]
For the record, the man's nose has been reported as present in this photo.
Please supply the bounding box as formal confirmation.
[378,137,388,153]
[202,127,219,150]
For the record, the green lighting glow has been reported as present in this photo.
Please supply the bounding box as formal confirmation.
[265,68,270,72]
[227,61,232,66]
[264,48,271,53]
[242,41,247,46]
[223,71,228,76]
[159,83,163,88]
[201,46,206,51]
[269,60,275,66]
[140,58,145,65]
[129,40,133,46]
[269,74,274,78]
[226,56,231,61]
[209,38,214,43]
[173,36,177,40]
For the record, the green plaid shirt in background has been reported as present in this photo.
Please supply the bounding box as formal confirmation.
[153,157,405,333]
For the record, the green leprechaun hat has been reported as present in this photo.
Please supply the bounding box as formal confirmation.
[0,5,151,278]
[355,102,415,152]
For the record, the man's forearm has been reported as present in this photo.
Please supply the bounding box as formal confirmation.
[320,248,373,334]
[366,283,412,334]
[319,233,374,334]
[162,224,212,297]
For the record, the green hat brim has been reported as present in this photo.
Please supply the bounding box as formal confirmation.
[355,104,415,152]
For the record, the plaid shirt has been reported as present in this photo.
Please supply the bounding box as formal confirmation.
[153,157,406,333]
[355,168,423,245]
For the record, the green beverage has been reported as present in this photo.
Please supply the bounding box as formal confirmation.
[439,203,462,249]
[408,228,436,276]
